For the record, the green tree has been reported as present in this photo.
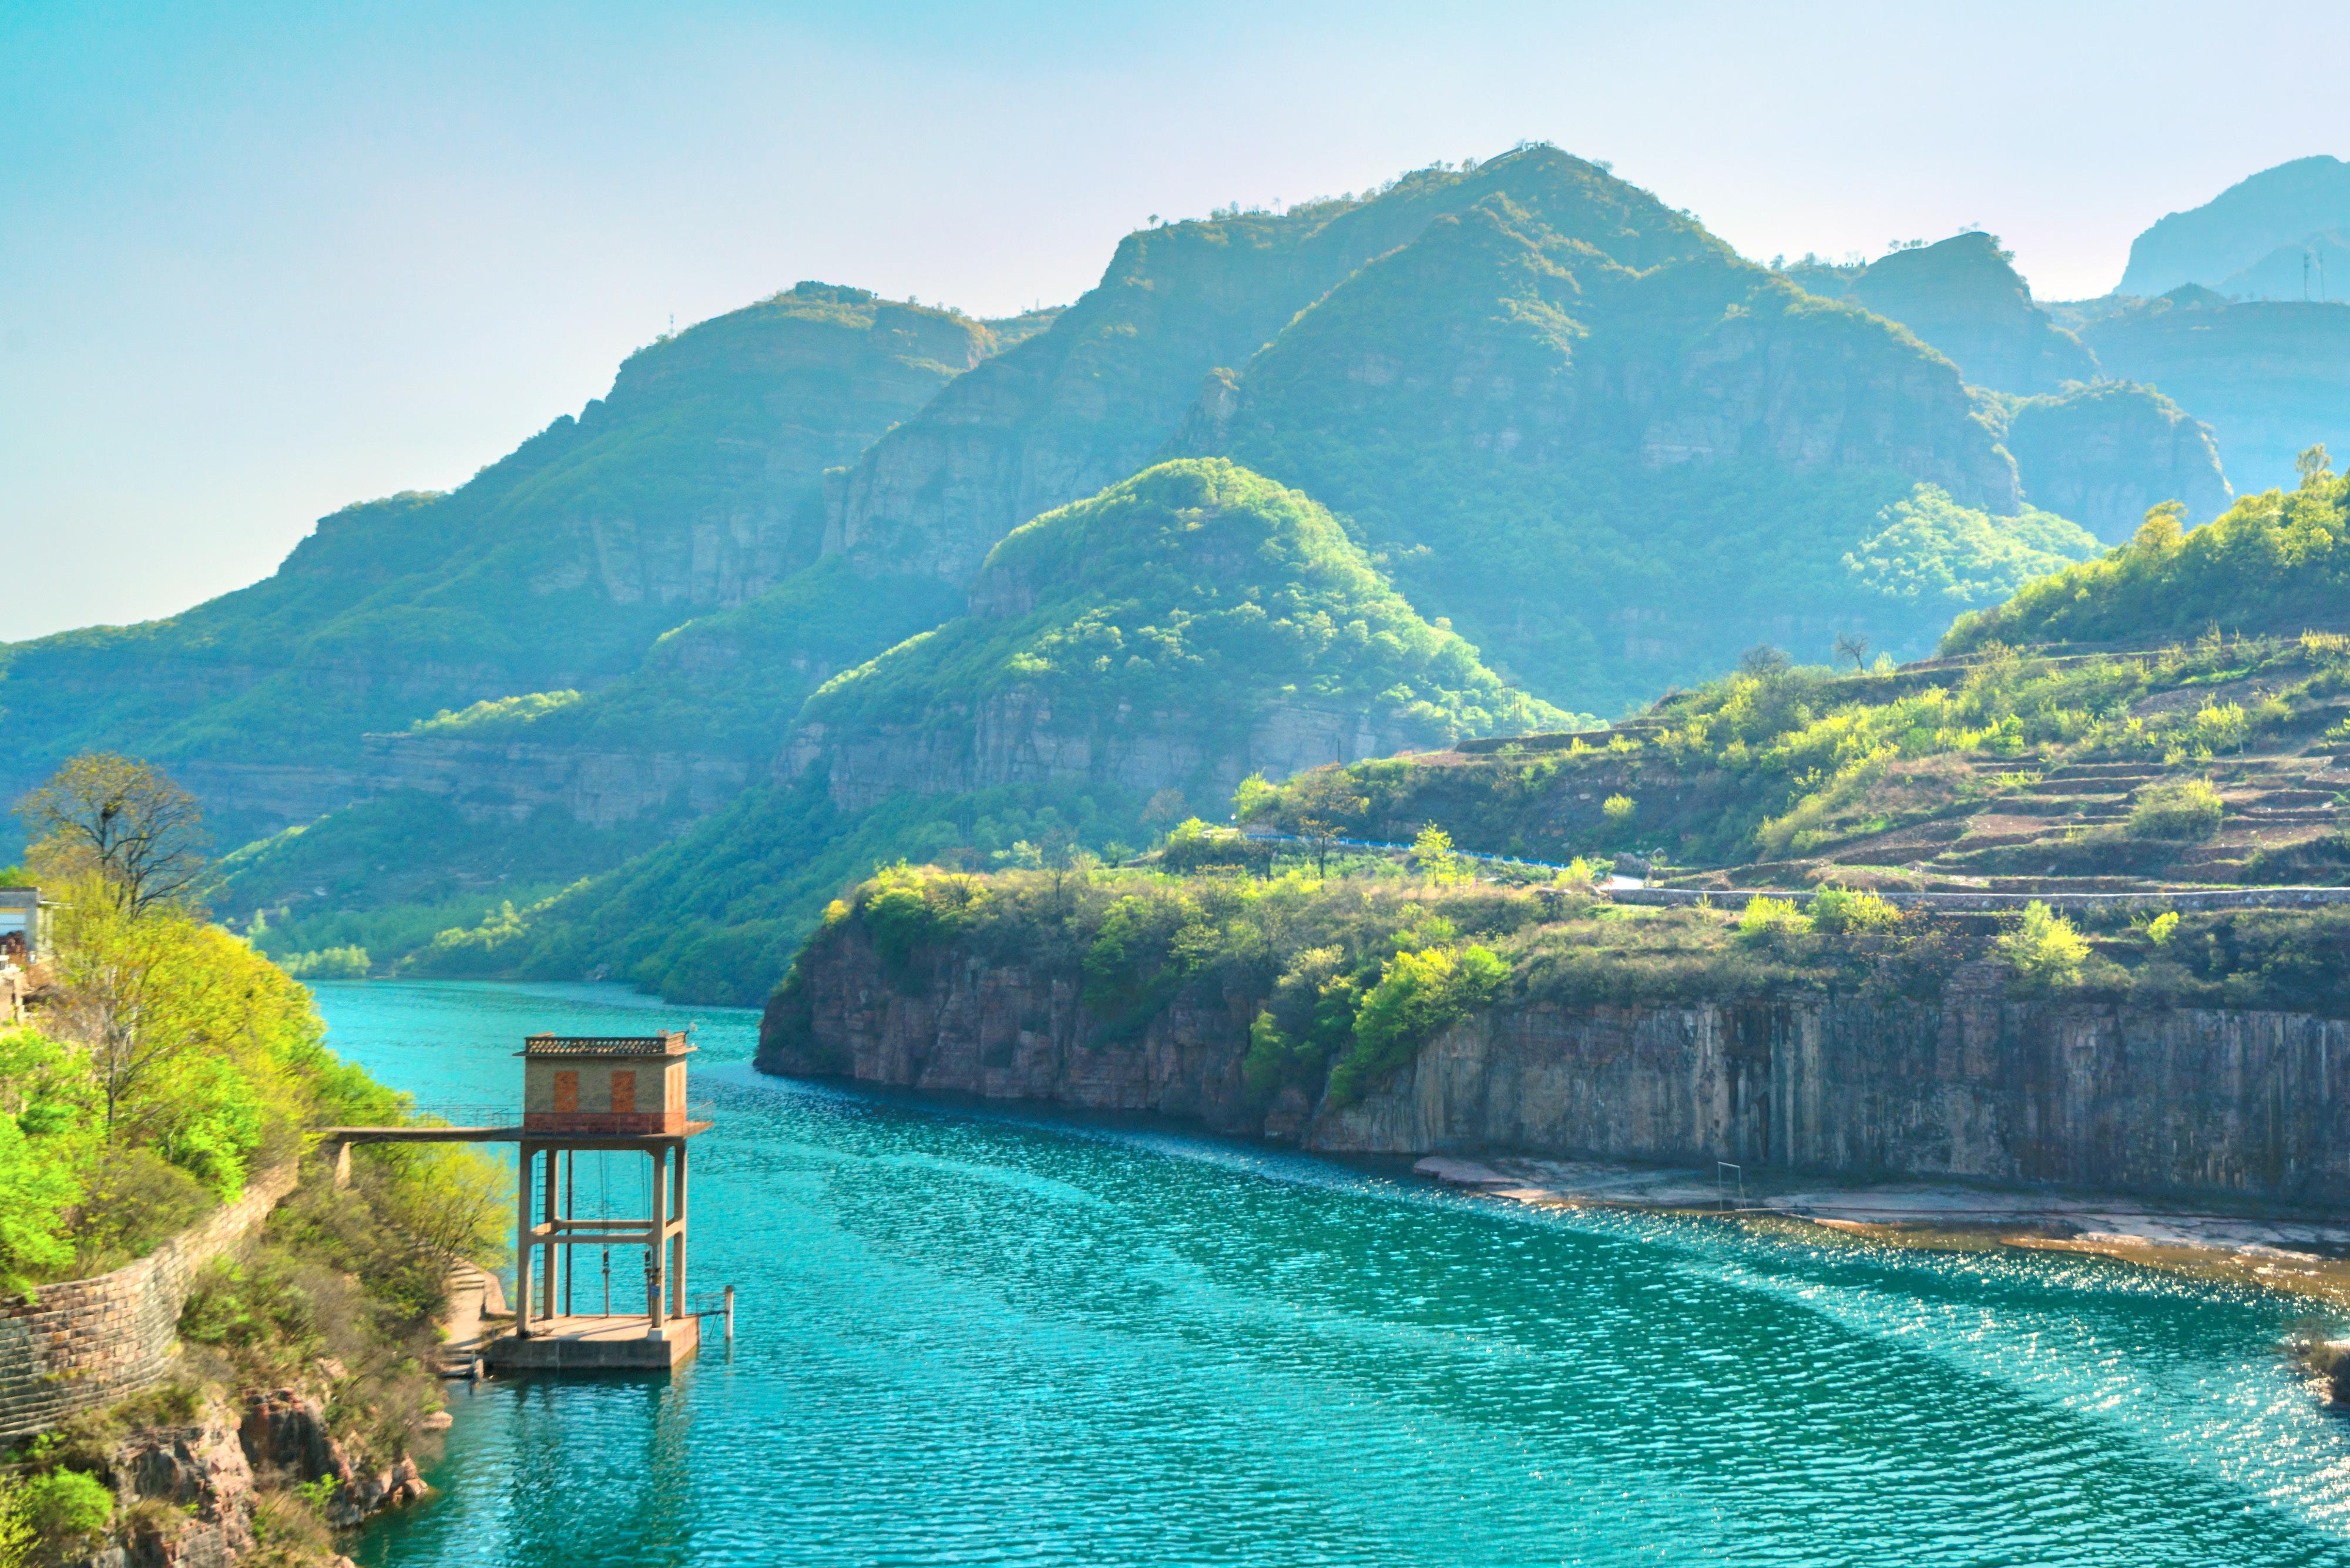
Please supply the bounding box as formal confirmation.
[1231,774,1277,822]
[2299,443,2334,489]
[1327,944,1506,1104]
[2132,499,2186,553]
[1412,824,1462,887]
[0,1109,79,1292]
[1283,771,1370,876]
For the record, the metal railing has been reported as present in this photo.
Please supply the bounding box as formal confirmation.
[400,1099,720,1126]
[405,1102,518,1126]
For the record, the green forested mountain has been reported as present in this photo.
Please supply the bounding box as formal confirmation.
[212,149,1837,915]
[2119,156,2350,297]
[1780,236,2235,527]
[1176,193,2098,713]
[28,145,2315,1010]
[0,284,1002,850]
[381,460,1557,1002]
[823,146,1725,588]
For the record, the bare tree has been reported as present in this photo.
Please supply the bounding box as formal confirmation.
[15,753,209,915]
[1835,632,1871,671]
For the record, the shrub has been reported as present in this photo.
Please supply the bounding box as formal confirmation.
[20,1469,111,1551]
[2127,779,2224,840]
[1808,886,1900,935]
[859,864,985,971]
[1997,901,2089,986]
[1602,794,1636,825]
[1325,945,1506,1104]
[1737,895,1811,944]
[1159,820,1274,875]
[2144,910,2180,946]
[0,1476,32,1567]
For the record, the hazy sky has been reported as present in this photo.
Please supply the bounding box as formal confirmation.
[7,0,2348,641]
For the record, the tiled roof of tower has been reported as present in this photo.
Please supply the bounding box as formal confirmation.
[518,1032,693,1057]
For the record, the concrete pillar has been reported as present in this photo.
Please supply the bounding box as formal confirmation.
[673,1140,688,1322]
[647,1146,669,1331]
[330,1140,352,1191]
[543,1142,562,1325]
[515,1144,535,1337]
[561,1150,575,1317]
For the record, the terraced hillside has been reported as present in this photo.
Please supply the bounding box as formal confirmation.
[1248,627,2350,901]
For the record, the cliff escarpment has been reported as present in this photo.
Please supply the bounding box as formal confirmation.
[760,875,2350,1207]
[1999,381,2232,541]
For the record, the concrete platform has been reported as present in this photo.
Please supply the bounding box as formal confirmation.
[485,1313,699,1373]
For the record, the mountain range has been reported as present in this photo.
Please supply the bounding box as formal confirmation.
[9,144,2348,1003]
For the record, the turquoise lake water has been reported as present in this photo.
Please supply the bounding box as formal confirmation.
[315,979,2350,1567]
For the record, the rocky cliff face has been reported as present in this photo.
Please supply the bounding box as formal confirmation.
[359,730,753,828]
[788,696,1420,815]
[76,1386,425,1567]
[765,931,2350,1206]
[2001,381,2232,540]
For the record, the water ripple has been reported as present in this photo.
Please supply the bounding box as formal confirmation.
[315,982,2350,1568]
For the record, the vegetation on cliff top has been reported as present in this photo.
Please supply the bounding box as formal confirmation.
[1945,456,2350,651]
[768,862,2350,1127]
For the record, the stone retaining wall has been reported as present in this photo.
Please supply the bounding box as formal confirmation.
[0,1162,298,1439]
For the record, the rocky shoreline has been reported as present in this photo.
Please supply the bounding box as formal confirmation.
[1414,1154,2350,1299]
